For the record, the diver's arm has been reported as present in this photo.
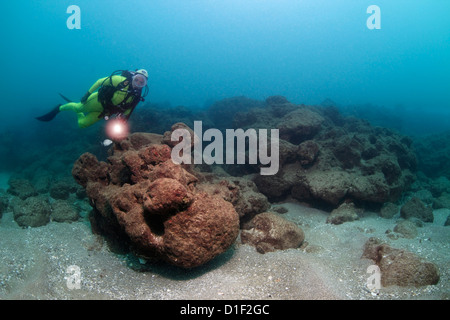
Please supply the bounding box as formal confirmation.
[88,77,109,94]
[80,77,108,103]
[84,75,126,95]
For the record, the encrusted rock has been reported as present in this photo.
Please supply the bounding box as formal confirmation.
[297,140,319,166]
[162,122,198,149]
[277,108,324,143]
[400,197,434,222]
[326,202,360,225]
[12,196,51,227]
[433,192,450,209]
[49,178,78,200]
[291,170,351,206]
[231,97,417,210]
[51,200,80,223]
[393,220,418,239]
[241,212,304,253]
[162,193,239,268]
[379,202,399,219]
[362,238,440,287]
[73,132,242,268]
[197,176,270,222]
[7,178,38,200]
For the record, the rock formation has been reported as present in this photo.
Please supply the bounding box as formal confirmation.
[362,238,440,287]
[72,132,270,268]
[232,96,417,210]
[241,212,305,253]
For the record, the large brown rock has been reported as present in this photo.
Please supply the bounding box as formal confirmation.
[362,238,440,287]
[400,197,434,222]
[241,212,305,254]
[163,193,239,268]
[326,202,360,225]
[72,132,242,268]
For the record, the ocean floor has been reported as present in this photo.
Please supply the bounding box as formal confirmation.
[0,201,448,300]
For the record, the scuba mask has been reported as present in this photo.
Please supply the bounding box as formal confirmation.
[132,74,147,89]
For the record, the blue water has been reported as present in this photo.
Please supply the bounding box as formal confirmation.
[1,1,449,166]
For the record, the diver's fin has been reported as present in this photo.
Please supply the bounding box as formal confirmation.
[58,93,72,103]
[35,104,62,122]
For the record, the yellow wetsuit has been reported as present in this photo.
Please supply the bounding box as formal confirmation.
[59,75,135,128]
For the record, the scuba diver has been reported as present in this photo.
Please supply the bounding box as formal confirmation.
[36,69,149,128]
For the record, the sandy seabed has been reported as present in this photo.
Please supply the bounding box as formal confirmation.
[0,201,448,300]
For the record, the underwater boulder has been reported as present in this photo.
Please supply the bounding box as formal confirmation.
[331,136,363,169]
[241,212,304,254]
[297,140,320,167]
[291,170,351,207]
[254,164,300,202]
[326,202,361,225]
[7,178,38,200]
[379,202,399,219]
[347,172,391,203]
[49,178,78,200]
[162,122,198,149]
[161,192,239,268]
[276,107,324,143]
[50,200,80,223]
[11,196,51,227]
[73,132,241,268]
[400,197,434,222]
[277,139,298,166]
[362,238,439,287]
[393,220,418,239]
[433,192,450,209]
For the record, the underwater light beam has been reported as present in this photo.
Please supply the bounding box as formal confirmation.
[105,118,129,141]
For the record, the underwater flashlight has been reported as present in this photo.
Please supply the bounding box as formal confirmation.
[105,118,129,141]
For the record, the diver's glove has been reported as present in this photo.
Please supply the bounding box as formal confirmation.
[81,91,91,103]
